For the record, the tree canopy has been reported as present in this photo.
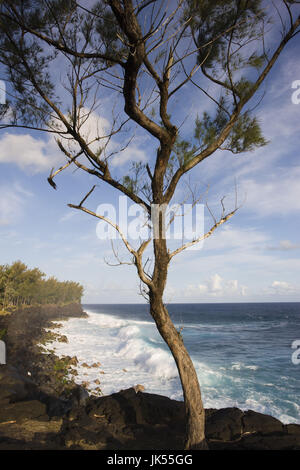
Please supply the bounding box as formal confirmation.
[0,261,84,309]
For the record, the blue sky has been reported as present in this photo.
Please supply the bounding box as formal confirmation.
[0,12,300,304]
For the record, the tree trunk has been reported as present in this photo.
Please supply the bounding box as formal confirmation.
[149,290,207,449]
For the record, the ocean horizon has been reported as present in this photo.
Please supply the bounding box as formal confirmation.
[48,302,300,425]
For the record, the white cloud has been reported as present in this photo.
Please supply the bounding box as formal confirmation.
[266,51,300,104]
[256,93,300,141]
[267,239,300,251]
[111,143,148,167]
[268,280,299,295]
[0,182,33,225]
[0,133,62,173]
[75,106,110,151]
[59,211,77,223]
[0,108,111,174]
[202,225,270,252]
[272,280,291,290]
[54,106,148,168]
[240,166,300,217]
[206,273,223,293]
[187,273,247,298]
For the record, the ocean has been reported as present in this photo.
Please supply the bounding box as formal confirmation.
[48,303,300,424]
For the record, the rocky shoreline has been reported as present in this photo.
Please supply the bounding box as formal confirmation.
[0,304,299,450]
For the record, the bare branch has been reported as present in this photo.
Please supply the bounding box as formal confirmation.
[104,239,135,267]
[169,208,238,260]
[78,185,96,207]
[67,201,153,287]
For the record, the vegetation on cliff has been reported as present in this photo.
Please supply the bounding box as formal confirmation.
[0,261,83,310]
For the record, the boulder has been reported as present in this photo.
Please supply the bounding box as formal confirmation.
[57,335,68,343]
[205,407,244,441]
[0,400,47,424]
[87,388,185,429]
[242,410,283,435]
[286,423,300,436]
[0,417,63,449]
[237,432,300,450]
[69,385,90,408]
[0,365,39,403]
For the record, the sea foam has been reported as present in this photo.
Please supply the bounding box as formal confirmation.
[47,307,300,425]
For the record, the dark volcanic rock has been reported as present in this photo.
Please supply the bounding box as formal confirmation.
[243,409,284,435]
[235,432,300,450]
[206,408,300,450]
[0,303,87,396]
[63,389,300,450]
[0,400,47,423]
[87,388,185,428]
[63,387,186,450]
[205,407,243,441]
[0,365,39,403]
[286,424,300,436]
[69,384,90,408]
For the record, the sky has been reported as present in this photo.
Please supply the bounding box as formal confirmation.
[0,3,300,304]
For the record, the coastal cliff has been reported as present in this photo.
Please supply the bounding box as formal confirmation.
[0,305,299,450]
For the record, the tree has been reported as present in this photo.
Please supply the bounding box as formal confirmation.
[0,0,299,449]
[0,262,83,307]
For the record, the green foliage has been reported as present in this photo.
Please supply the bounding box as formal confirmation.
[0,0,295,205]
[183,0,269,152]
[173,138,197,167]
[0,328,6,340]
[52,357,76,395]
[193,97,267,154]
[185,0,266,69]
[122,162,151,200]
[194,99,229,148]
[95,9,127,63]
[246,53,266,70]
[0,0,121,127]
[0,261,83,309]
[163,94,267,178]
[0,2,58,127]
[233,78,254,100]
[227,112,268,153]
[122,174,136,193]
